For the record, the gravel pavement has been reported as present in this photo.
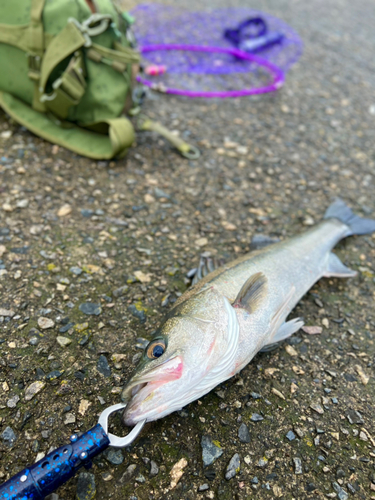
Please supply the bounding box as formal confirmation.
[0,0,374,499]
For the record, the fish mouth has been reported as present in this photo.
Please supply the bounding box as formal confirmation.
[121,355,183,425]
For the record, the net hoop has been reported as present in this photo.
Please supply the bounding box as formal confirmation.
[137,44,285,98]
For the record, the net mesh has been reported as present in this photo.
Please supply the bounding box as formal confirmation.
[131,4,303,95]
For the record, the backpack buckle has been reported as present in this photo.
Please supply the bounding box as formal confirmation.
[27,54,41,81]
[68,14,113,47]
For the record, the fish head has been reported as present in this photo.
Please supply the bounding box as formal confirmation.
[122,287,239,425]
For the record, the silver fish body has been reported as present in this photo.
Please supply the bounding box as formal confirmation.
[122,200,375,425]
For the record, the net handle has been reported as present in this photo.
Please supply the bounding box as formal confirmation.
[137,44,284,98]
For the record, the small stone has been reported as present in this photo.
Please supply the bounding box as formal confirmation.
[16,199,28,208]
[225,453,240,480]
[25,381,45,401]
[251,413,264,422]
[37,317,55,330]
[359,431,368,441]
[78,399,91,416]
[354,365,370,385]
[112,353,127,363]
[336,469,346,479]
[346,410,364,424]
[64,413,76,425]
[285,345,298,356]
[134,270,152,283]
[257,458,268,467]
[120,464,137,484]
[251,477,259,484]
[154,187,170,199]
[104,448,124,465]
[81,209,93,218]
[292,365,305,375]
[347,483,356,495]
[201,436,223,467]
[293,457,303,474]
[78,335,90,346]
[46,370,63,381]
[0,308,15,317]
[1,426,17,448]
[102,472,113,482]
[56,336,72,347]
[59,322,75,334]
[302,325,322,335]
[7,395,20,408]
[271,387,286,400]
[74,322,89,333]
[97,355,111,377]
[195,237,208,247]
[198,484,209,492]
[310,403,324,414]
[128,304,146,323]
[76,472,96,500]
[2,203,13,212]
[291,382,299,394]
[222,221,237,231]
[286,430,296,441]
[322,318,329,328]
[113,285,129,298]
[170,458,188,489]
[306,483,316,492]
[0,130,12,139]
[332,481,348,500]
[136,474,146,483]
[149,460,159,477]
[79,302,102,316]
[69,266,82,275]
[238,423,251,443]
[57,204,72,217]
[144,193,155,203]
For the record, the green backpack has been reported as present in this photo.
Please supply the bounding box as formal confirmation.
[0,0,173,159]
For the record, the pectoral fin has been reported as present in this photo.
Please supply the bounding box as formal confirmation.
[273,317,304,342]
[261,317,304,351]
[324,252,357,278]
[233,272,268,313]
[262,286,299,347]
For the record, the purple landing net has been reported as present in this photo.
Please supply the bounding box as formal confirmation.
[131,4,303,96]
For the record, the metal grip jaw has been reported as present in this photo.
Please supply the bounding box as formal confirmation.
[98,402,146,448]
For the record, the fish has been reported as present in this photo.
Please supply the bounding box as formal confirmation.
[121,199,375,426]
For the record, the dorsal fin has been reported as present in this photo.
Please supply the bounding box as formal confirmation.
[233,272,268,313]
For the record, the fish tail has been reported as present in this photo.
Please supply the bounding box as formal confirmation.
[324,198,375,236]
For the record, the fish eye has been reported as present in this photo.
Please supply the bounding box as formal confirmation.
[146,340,166,359]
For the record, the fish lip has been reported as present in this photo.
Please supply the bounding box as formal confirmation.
[121,355,182,402]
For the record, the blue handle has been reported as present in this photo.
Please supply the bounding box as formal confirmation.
[0,424,109,500]
[239,32,284,53]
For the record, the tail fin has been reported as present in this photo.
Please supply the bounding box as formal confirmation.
[324,198,375,236]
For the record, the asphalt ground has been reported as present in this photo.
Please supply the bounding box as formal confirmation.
[0,0,374,499]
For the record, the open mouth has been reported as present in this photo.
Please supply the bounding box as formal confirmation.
[121,355,184,404]
[126,380,163,403]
